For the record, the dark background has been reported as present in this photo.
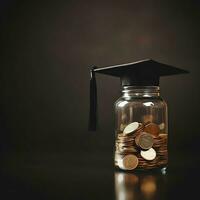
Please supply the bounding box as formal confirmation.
[1,0,200,199]
[1,0,200,153]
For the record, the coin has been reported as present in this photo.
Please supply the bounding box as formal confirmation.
[116,124,167,170]
[117,136,135,142]
[123,122,139,135]
[140,148,156,161]
[118,154,139,170]
[144,123,160,137]
[135,132,154,150]
[159,133,168,139]
[118,134,134,140]
[116,141,134,147]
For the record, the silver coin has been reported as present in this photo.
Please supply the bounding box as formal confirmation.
[123,122,139,135]
[140,148,156,161]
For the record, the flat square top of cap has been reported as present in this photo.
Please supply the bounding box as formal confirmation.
[94,59,189,77]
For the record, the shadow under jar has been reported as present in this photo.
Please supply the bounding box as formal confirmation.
[114,86,168,171]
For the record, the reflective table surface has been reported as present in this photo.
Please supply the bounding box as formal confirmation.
[1,151,199,200]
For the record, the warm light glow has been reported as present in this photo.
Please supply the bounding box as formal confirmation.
[140,176,157,197]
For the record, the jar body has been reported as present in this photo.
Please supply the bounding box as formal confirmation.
[114,86,168,171]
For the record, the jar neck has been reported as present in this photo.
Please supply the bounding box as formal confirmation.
[122,86,160,97]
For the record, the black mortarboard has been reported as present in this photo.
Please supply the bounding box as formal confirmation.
[89,59,189,131]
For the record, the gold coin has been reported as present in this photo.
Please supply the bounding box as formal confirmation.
[118,154,139,170]
[135,132,154,150]
[144,123,160,137]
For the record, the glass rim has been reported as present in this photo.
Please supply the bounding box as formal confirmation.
[122,86,160,90]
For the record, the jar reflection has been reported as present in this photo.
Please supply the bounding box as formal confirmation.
[115,171,167,200]
[140,176,157,198]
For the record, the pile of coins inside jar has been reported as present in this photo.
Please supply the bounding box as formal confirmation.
[115,121,168,170]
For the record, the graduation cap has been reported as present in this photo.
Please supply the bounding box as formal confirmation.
[89,59,189,131]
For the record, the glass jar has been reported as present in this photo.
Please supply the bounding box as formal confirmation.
[114,86,168,171]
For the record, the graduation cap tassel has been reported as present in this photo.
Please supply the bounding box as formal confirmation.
[89,66,97,131]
